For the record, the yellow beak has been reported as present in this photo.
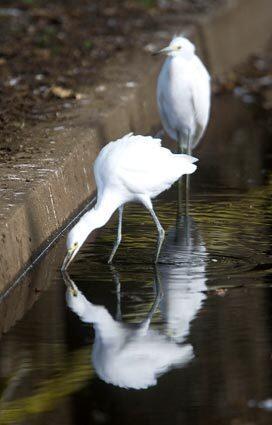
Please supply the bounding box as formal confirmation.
[61,247,77,271]
[61,269,78,297]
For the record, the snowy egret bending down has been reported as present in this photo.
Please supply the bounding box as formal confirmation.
[61,133,198,270]
[155,35,211,154]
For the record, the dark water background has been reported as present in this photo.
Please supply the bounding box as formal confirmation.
[0,95,272,425]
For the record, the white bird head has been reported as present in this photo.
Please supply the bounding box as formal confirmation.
[62,211,99,271]
[154,36,195,58]
[62,221,87,271]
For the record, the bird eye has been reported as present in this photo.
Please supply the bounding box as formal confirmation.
[177,45,182,50]
[73,242,78,248]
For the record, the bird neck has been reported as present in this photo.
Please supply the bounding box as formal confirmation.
[67,289,120,339]
[83,191,122,234]
[170,50,195,62]
[94,319,122,341]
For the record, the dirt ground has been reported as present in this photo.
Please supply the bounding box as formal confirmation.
[0,0,221,160]
[0,0,271,163]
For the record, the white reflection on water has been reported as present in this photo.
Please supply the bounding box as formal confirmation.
[64,270,192,390]
[159,215,207,343]
[63,215,207,390]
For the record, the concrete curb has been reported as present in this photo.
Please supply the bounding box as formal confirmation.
[0,48,163,291]
[1,0,271,293]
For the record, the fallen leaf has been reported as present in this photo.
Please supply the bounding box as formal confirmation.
[51,85,74,99]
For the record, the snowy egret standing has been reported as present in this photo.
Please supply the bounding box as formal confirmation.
[155,36,210,213]
[155,35,211,154]
[61,133,197,270]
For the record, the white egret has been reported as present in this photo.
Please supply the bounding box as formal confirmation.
[155,35,211,155]
[64,270,193,390]
[61,133,198,270]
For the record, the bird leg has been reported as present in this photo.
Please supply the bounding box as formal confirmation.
[139,266,163,333]
[186,128,192,156]
[177,132,185,216]
[151,265,164,314]
[177,138,184,155]
[61,270,78,297]
[178,174,183,217]
[185,129,192,216]
[110,265,122,321]
[148,205,165,263]
[108,205,124,264]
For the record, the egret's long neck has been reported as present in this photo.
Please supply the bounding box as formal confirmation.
[83,190,122,233]
[170,50,195,63]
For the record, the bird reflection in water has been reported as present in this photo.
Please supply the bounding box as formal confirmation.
[62,269,193,390]
[159,214,207,343]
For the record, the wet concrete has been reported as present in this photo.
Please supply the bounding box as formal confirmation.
[1,0,272,294]
[0,95,272,424]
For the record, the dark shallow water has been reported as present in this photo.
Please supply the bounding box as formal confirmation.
[1,96,272,425]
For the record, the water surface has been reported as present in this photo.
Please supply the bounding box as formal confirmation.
[0,96,272,425]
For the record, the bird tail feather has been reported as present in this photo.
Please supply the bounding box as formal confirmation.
[174,154,198,175]
[178,154,198,163]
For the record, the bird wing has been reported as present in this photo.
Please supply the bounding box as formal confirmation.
[116,141,196,196]
[94,133,196,199]
[190,57,211,147]
[99,334,193,389]
[157,62,179,141]
[93,133,163,199]
[93,133,135,195]
[158,92,178,141]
